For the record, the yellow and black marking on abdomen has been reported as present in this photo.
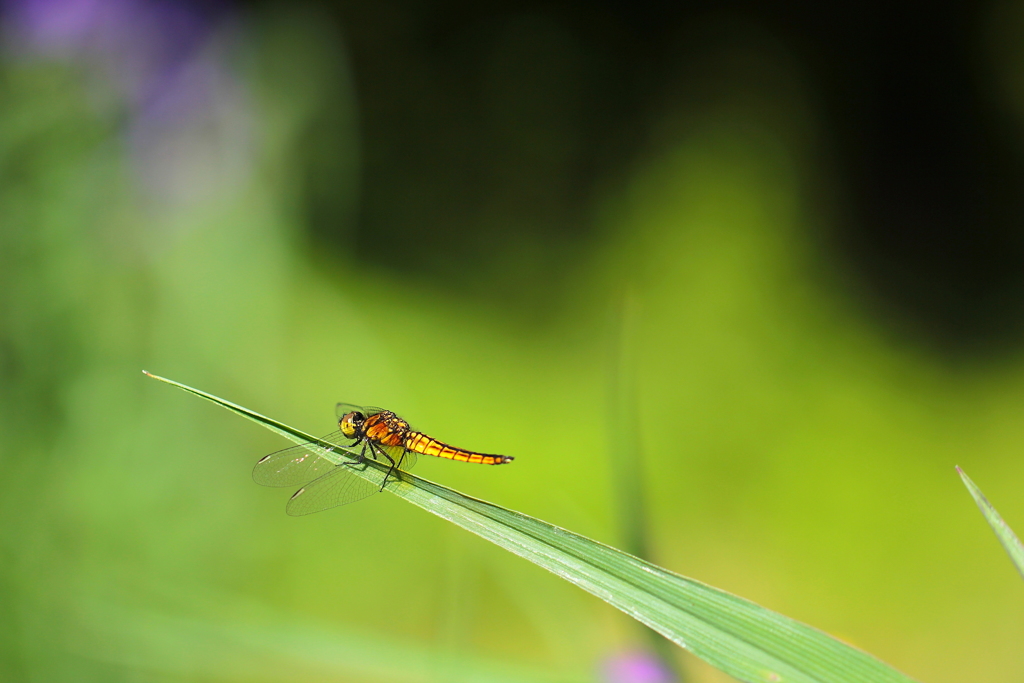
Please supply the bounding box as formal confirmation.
[404,432,513,464]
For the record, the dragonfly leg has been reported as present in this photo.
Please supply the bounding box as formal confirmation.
[342,442,370,470]
[371,442,398,492]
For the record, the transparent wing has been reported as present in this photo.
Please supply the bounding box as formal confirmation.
[253,430,356,488]
[395,445,417,472]
[285,460,381,516]
[284,443,419,516]
[335,402,386,418]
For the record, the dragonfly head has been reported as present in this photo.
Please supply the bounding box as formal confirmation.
[339,410,366,438]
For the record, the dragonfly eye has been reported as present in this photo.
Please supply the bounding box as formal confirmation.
[340,411,365,438]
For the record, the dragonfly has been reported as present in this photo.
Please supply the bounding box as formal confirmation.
[253,403,514,515]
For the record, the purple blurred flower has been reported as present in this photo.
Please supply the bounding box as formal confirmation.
[602,651,676,683]
[1,0,253,208]
[2,0,108,50]
[3,0,218,102]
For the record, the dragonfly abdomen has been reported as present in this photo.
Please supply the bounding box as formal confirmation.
[404,432,513,464]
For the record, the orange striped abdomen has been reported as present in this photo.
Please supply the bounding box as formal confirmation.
[404,432,513,464]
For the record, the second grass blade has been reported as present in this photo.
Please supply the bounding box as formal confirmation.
[957,465,1024,581]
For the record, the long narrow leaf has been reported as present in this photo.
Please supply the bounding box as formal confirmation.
[144,371,918,683]
[957,466,1024,580]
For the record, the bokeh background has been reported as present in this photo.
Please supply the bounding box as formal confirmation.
[3,0,1024,681]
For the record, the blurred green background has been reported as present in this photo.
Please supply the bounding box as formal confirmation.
[3,1,1024,681]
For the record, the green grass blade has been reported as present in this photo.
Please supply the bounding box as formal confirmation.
[144,371,918,683]
[957,466,1024,581]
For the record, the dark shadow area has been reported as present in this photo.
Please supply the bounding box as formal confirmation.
[249,0,1024,357]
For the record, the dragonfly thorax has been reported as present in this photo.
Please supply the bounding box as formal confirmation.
[363,411,410,447]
